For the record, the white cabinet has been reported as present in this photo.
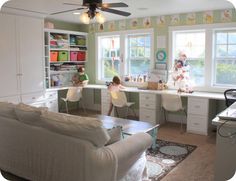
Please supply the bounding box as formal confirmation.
[0,13,44,102]
[101,89,113,116]
[45,90,58,112]
[0,13,19,97]
[187,97,210,135]
[139,93,157,124]
[17,16,44,94]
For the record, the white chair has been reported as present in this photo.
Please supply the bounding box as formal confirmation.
[110,91,136,118]
[61,87,86,114]
[161,93,186,133]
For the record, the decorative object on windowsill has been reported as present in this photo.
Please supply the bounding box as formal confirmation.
[50,0,131,24]
[167,52,193,93]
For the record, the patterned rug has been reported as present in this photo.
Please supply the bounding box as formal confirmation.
[146,139,197,181]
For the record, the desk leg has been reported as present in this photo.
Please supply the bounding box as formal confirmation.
[151,128,158,150]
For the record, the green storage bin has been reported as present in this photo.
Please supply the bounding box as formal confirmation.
[58,51,68,61]
[76,36,86,46]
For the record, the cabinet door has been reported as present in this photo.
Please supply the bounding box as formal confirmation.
[17,16,44,94]
[0,14,19,97]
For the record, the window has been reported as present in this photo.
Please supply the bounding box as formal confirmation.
[173,31,205,86]
[97,29,153,82]
[127,34,151,77]
[98,35,120,80]
[214,30,236,86]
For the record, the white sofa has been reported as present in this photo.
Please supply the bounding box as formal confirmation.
[0,102,152,181]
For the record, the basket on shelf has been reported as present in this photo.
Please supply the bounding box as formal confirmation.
[70,51,78,61]
[77,51,86,61]
[58,51,68,61]
[50,51,58,62]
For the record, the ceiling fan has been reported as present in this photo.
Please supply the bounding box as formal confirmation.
[51,0,131,24]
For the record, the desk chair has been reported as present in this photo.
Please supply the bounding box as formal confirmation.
[110,91,136,118]
[224,89,236,107]
[161,93,186,133]
[61,87,86,114]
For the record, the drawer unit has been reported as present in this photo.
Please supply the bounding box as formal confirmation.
[46,99,58,112]
[45,90,58,112]
[188,97,209,116]
[187,97,210,135]
[21,92,45,104]
[139,93,157,124]
[140,93,156,109]
[140,93,156,103]
[139,108,156,124]
[45,90,58,100]
[187,114,208,135]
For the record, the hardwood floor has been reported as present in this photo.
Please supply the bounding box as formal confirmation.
[158,122,216,181]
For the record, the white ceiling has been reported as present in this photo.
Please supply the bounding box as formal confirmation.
[1,0,234,24]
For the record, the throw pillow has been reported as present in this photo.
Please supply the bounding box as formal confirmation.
[40,111,110,147]
[0,102,17,119]
[14,103,48,126]
[106,126,122,145]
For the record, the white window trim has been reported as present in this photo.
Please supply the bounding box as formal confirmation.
[169,22,236,93]
[95,28,154,85]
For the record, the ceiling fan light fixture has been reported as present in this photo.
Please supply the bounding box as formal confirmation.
[80,12,90,24]
[96,12,105,24]
[73,12,81,15]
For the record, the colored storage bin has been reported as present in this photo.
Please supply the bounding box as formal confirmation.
[77,51,86,61]
[70,51,78,61]
[50,51,58,62]
[58,51,68,61]
[76,36,86,46]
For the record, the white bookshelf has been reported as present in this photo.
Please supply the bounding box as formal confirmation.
[44,28,88,89]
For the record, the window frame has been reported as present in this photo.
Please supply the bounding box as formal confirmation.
[169,22,236,92]
[96,29,154,85]
[213,29,236,87]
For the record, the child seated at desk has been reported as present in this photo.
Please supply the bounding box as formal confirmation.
[72,67,89,86]
[107,76,125,116]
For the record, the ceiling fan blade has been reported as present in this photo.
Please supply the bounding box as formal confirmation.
[99,2,128,8]
[51,8,85,15]
[2,5,48,15]
[63,2,83,6]
[101,8,131,17]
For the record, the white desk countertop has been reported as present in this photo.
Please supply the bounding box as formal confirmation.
[47,84,225,100]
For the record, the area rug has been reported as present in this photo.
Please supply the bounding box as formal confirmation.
[146,139,197,181]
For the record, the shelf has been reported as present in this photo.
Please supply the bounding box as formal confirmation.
[50,48,69,51]
[50,61,87,64]
[50,70,77,74]
[70,48,87,51]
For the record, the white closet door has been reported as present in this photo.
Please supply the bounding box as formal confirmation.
[17,16,44,94]
[0,13,19,97]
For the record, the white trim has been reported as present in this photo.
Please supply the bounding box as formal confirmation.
[44,28,88,36]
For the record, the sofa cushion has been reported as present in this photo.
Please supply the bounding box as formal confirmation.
[0,102,17,119]
[40,111,110,147]
[14,103,48,126]
[106,126,122,145]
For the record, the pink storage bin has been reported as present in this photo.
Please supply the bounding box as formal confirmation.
[70,51,78,61]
